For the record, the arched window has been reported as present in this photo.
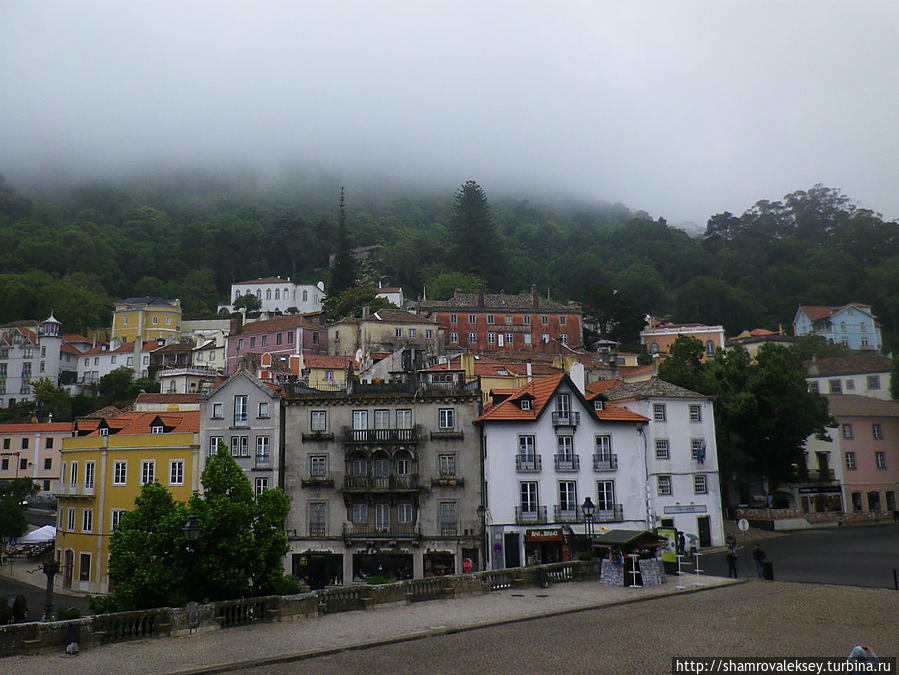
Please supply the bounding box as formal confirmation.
[234,290,240,300]
[275,289,280,300]
[266,289,272,300]
[284,288,289,299]
[256,290,261,300]
[303,290,308,302]
[650,343,659,355]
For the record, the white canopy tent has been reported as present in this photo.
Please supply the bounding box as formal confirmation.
[18,525,56,543]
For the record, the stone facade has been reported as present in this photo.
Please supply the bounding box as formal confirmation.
[281,374,482,587]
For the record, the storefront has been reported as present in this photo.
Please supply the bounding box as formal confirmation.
[524,527,570,565]
[352,551,414,582]
[797,485,843,514]
[293,552,344,589]
[424,551,456,576]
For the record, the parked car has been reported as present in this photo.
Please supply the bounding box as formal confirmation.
[0,595,28,624]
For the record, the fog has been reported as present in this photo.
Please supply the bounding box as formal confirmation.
[2,1,897,224]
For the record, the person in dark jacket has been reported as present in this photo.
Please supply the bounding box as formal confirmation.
[726,549,738,578]
[752,544,767,579]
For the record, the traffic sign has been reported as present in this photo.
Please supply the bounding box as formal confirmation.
[737,518,750,533]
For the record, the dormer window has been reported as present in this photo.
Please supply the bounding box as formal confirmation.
[521,399,531,411]
[98,428,109,436]
[151,425,164,434]
[594,400,604,411]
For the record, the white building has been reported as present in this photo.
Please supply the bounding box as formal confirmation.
[0,315,83,406]
[600,378,725,548]
[76,340,160,388]
[226,277,325,315]
[805,354,892,400]
[476,373,653,569]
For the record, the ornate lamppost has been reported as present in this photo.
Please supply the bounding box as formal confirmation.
[582,496,596,544]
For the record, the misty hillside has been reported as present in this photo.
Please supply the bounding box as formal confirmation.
[1,171,898,351]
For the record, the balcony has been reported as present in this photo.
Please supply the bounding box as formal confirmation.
[592,454,618,471]
[515,455,542,472]
[553,454,580,472]
[439,522,459,537]
[55,483,95,498]
[301,474,335,488]
[595,504,624,522]
[551,411,580,428]
[553,505,583,523]
[343,474,421,491]
[515,505,548,524]
[342,523,421,541]
[431,476,465,488]
[254,456,272,470]
[343,428,418,444]
[805,468,836,482]
[308,525,327,537]
[301,431,335,442]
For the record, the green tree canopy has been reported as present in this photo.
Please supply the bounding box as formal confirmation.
[449,180,503,287]
[322,285,396,322]
[233,292,262,312]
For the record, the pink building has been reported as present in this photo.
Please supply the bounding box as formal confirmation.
[225,314,327,375]
[829,395,899,513]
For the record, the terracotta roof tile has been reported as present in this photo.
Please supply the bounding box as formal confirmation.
[806,354,892,377]
[826,394,899,417]
[0,422,73,433]
[237,315,317,335]
[135,393,202,404]
[234,277,291,285]
[585,380,624,395]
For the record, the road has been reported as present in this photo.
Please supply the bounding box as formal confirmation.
[248,581,896,674]
[0,567,89,619]
[700,523,899,587]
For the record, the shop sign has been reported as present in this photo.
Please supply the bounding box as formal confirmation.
[525,528,563,542]
[798,485,842,494]
[662,504,708,514]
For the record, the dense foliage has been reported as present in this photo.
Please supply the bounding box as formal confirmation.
[659,336,833,499]
[0,479,40,546]
[96,446,292,612]
[2,171,898,351]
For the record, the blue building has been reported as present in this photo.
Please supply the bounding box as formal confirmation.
[793,303,882,352]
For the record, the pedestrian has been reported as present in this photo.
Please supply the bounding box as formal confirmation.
[726,548,738,579]
[725,533,736,549]
[677,532,686,556]
[847,646,878,664]
[752,543,766,579]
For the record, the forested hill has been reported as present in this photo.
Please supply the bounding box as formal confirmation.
[1,171,897,352]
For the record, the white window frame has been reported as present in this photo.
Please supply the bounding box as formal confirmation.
[653,404,667,422]
[113,460,127,486]
[169,459,185,485]
[689,405,702,422]
[310,410,327,431]
[209,436,223,456]
[84,461,95,489]
[657,475,672,496]
[875,451,886,470]
[111,509,125,531]
[255,477,268,496]
[234,395,248,426]
[693,474,708,494]
[140,460,156,485]
[439,453,456,477]
[82,509,93,533]
[845,452,856,470]
[258,401,270,418]
[309,455,328,478]
[438,408,455,430]
[655,439,670,460]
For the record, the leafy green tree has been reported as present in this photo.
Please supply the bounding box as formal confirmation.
[250,488,291,594]
[98,367,137,407]
[657,336,716,394]
[106,482,190,610]
[31,378,73,421]
[449,180,503,286]
[322,286,396,322]
[790,335,851,362]
[329,188,357,295]
[0,479,39,549]
[233,292,262,312]
[891,356,899,400]
[425,272,484,301]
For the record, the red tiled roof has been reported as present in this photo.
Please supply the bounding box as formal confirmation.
[63,334,91,343]
[585,380,624,395]
[60,344,81,354]
[618,365,656,377]
[302,354,357,369]
[135,393,202,404]
[475,374,647,424]
[79,411,199,435]
[0,422,73,433]
[799,303,872,322]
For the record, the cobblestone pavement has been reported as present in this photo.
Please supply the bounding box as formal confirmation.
[5,575,737,673]
[267,580,897,675]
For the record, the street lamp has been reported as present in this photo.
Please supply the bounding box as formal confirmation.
[42,559,61,621]
[183,515,202,604]
[582,496,596,544]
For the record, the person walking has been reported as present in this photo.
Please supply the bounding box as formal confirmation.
[752,544,767,579]
[726,548,738,579]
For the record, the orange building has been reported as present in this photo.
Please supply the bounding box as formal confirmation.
[639,317,725,360]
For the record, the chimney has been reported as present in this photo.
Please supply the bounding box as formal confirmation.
[526,361,532,383]
[230,313,243,336]
[531,285,538,308]
[133,337,143,378]
[569,361,586,395]
[477,285,484,308]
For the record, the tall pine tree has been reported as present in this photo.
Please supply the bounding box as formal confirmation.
[450,180,503,287]
[329,187,356,295]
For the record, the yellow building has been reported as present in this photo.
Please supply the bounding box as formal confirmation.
[55,410,200,594]
[111,296,183,344]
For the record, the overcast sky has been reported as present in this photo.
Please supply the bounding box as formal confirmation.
[2,1,897,224]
